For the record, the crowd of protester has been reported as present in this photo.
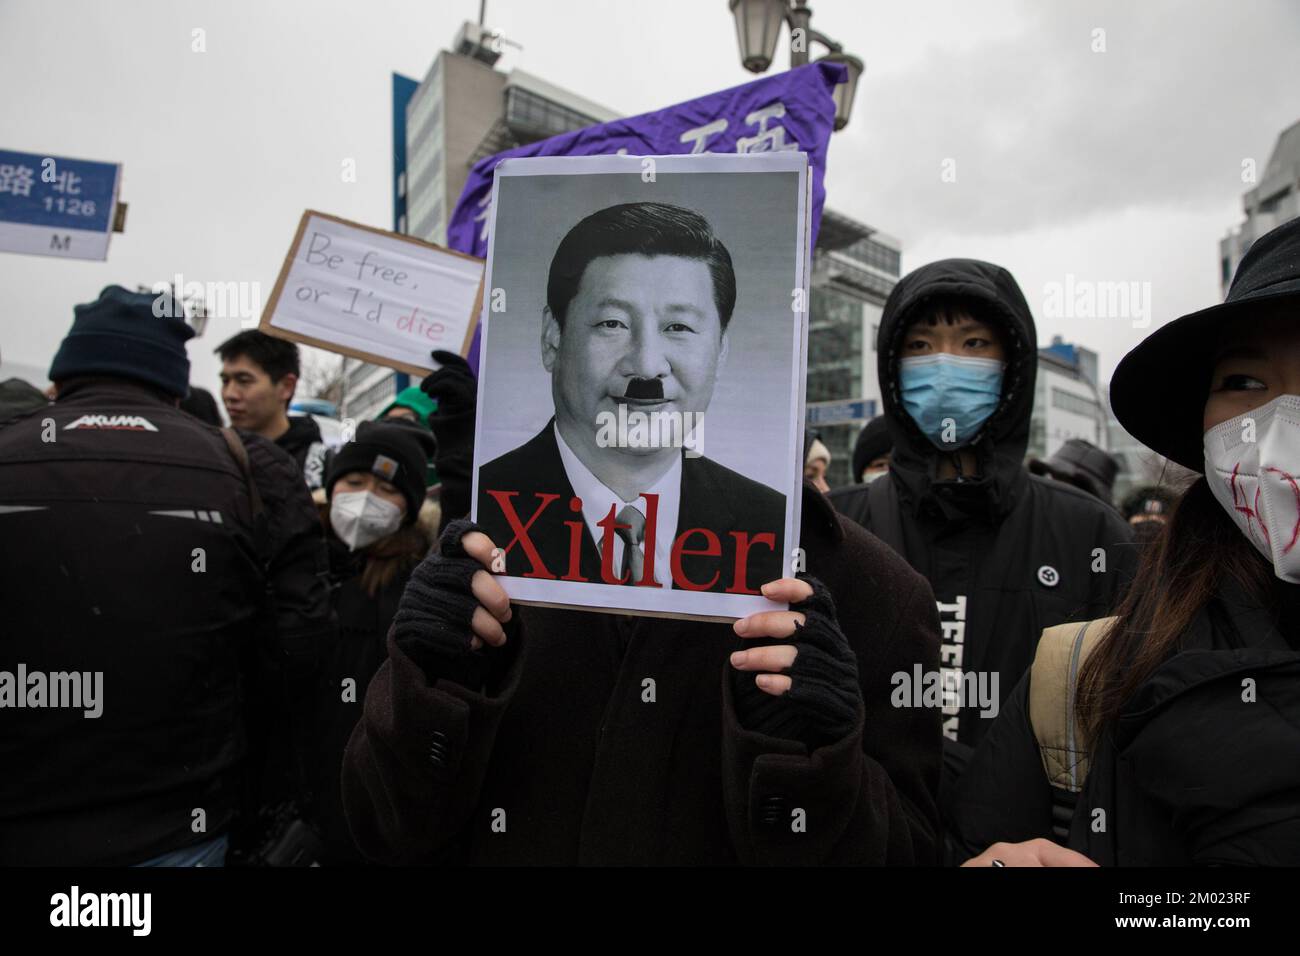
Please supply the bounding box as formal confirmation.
[1,215,1298,866]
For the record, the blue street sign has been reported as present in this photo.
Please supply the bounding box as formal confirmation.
[807,398,875,426]
[0,149,122,260]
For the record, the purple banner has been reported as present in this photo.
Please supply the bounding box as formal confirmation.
[446,62,845,371]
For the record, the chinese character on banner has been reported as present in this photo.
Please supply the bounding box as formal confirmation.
[736,103,800,153]
[678,118,729,154]
[472,191,492,246]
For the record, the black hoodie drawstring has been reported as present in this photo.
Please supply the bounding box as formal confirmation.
[950,451,966,480]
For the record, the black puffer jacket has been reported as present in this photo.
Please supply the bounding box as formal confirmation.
[949,577,1300,865]
[829,260,1135,762]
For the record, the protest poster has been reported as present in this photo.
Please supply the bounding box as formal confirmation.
[471,152,811,621]
[259,210,484,375]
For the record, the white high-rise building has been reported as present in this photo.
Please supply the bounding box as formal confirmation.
[1028,336,1108,461]
[1220,118,1300,297]
[342,22,620,423]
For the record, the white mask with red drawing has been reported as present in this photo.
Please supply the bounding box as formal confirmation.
[1204,394,1300,582]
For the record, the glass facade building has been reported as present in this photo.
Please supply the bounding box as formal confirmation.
[806,214,902,488]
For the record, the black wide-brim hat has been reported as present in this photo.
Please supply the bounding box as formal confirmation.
[1110,215,1300,472]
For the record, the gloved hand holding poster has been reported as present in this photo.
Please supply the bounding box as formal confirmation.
[471,152,811,621]
[259,210,484,374]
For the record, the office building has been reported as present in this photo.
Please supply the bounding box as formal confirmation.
[1220,118,1300,297]
[343,22,619,423]
[805,208,902,487]
[1028,336,1108,461]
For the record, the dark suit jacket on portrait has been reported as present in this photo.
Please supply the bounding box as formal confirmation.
[476,421,787,595]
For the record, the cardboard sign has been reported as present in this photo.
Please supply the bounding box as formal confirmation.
[260,210,484,375]
[471,153,811,622]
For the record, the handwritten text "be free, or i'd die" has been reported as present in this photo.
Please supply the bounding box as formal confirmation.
[298,231,448,342]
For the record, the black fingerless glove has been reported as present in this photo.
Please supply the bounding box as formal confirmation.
[392,518,494,689]
[730,576,861,750]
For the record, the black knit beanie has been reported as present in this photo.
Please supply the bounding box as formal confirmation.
[49,285,195,397]
[851,415,893,482]
[326,420,435,523]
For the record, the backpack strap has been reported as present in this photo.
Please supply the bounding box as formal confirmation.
[1029,616,1116,793]
[220,426,264,519]
[220,426,274,573]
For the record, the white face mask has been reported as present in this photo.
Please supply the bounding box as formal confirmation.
[861,469,887,484]
[330,490,403,552]
[1204,394,1300,582]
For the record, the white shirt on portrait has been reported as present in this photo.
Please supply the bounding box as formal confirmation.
[553,422,681,588]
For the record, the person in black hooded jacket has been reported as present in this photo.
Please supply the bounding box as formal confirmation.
[828,259,1135,798]
[954,215,1300,867]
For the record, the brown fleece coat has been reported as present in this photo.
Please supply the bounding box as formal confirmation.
[341,488,942,865]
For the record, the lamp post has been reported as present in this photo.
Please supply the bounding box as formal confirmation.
[728,0,863,130]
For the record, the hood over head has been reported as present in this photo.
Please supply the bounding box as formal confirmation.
[279,412,323,452]
[877,258,1038,520]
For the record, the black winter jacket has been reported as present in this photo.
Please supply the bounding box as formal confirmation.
[315,530,427,864]
[0,377,47,424]
[0,379,333,865]
[949,578,1300,865]
[829,259,1135,757]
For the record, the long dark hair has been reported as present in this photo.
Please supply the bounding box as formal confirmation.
[1075,476,1272,741]
[319,499,431,598]
[358,523,428,598]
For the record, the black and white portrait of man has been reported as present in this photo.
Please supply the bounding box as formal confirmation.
[473,155,808,618]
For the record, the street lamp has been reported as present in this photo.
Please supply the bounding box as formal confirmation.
[818,50,864,131]
[728,0,863,130]
[730,0,786,72]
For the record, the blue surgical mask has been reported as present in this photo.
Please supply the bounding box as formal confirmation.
[899,354,1005,450]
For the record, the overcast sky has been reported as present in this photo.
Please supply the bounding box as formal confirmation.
[2,0,1298,394]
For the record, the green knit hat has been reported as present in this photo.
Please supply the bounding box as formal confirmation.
[378,386,437,427]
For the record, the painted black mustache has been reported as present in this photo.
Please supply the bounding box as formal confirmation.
[622,378,665,400]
